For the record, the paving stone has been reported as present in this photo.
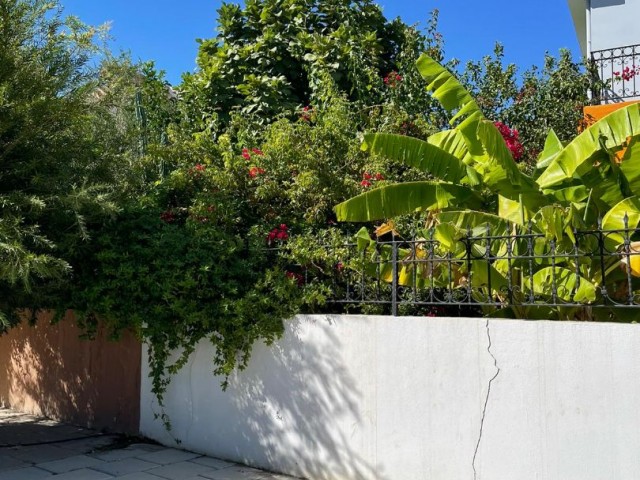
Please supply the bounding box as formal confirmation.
[92,457,158,476]
[7,444,73,463]
[48,468,113,479]
[92,448,152,462]
[0,453,29,471]
[146,460,219,479]
[200,466,271,480]
[125,443,166,452]
[135,448,200,465]
[37,454,106,474]
[190,457,236,470]
[115,473,166,480]
[56,436,119,453]
[0,466,52,480]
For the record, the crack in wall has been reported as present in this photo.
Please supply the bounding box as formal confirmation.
[472,318,501,480]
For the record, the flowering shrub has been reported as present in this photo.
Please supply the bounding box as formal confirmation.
[494,121,525,161]
[384,71,402,88]
[613,65,639,82]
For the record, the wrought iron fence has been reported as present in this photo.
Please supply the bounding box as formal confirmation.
[591,44,640,104]
[290,222,640,318]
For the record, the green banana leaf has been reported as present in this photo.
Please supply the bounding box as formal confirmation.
[438,210,510,233]
[428,129,474,165]
[535,129,563,172]
[362,133,468,183]
[530,267,597,303]
[475,120,523,186]
[334,181,480,222]
[537,102,640,188]
[601,196,640,250]
[416,55,484,154]
[619,137,640,195]
[545,185,590,203]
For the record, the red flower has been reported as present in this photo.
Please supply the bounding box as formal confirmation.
[336,262,344,272]
[384,71,402,88]
[266,224,290,244]
[301,105,313,122]
[249,166,265,178]
[494,121,524,161]
[360,180,372,188]
[252,148,264,156]
[160,210,175,223]
[242,148,251,160]
[375,173,384,181]
[286,271,304,286]
[363,172,372,180]
[194,163,205,171]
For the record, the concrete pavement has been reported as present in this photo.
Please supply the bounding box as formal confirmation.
[0,409,298,480]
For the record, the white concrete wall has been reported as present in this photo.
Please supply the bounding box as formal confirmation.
[591,0,640,52]
[140,315,640,480]
[589,0,640,102]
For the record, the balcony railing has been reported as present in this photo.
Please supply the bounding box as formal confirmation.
[591,44,640,104]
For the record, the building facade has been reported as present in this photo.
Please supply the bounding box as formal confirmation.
[569,0,640,104]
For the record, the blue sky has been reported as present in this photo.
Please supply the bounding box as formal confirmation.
[61,0,581,85]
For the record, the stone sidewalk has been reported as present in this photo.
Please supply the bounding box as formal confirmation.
[0,409,297,480]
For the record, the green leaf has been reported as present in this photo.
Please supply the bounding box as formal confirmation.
[601,196,640,250]
[475,120,523,186]
[334,181,480,222]
[535,129,563,171]
[530,267,597,303]
[438,210,510,233]
[537,102,640,188]
[362,133,468,183]
[416,54,484,153]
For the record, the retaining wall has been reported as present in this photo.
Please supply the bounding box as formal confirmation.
[140,314,640,480]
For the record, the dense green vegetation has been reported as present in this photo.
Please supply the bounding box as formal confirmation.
[0,0,592,403]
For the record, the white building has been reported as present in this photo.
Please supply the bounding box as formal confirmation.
[568,0,640,103]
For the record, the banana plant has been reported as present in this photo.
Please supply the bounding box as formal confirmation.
[334,54,640,319]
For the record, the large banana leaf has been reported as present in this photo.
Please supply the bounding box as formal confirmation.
[334,181,480,222]
[362,133,468,183]
[428,129,474,165]
[474,120,523,186]
[529,267,597,303]
[438,210,510,233]
[535,129,563,172]
[537,103,640,188]
[416,55,484,154]
[601,196,640,250]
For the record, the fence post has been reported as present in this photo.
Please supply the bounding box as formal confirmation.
[391,238,398,316]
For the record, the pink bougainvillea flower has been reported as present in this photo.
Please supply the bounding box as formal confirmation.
[266,224,290,244]
[494,121,525,161]
[383,71,402,88]
[301,105,313,122]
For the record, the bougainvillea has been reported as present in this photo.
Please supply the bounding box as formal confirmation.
[494,121,525,161]
[384,71,402,88]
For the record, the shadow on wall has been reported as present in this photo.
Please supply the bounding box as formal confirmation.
[0,311,141,433]
[220,316,387,480]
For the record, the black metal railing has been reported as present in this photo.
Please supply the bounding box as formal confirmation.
[591,44,640,104]
[287,222,640,318]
